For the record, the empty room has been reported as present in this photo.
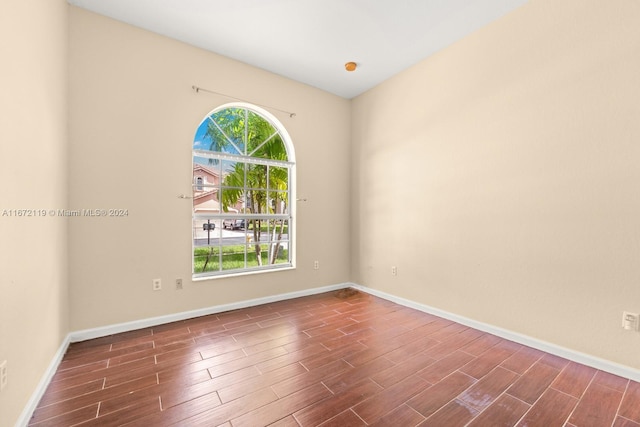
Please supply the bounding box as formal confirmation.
[2,0,640,426]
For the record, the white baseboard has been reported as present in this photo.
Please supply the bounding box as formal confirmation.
[70,282,350,342]
[349,283,640,383]
[15,334,72,427]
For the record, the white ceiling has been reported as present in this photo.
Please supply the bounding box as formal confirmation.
[68,0,528,99]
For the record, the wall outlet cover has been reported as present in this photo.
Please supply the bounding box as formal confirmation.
[0,360,7,391]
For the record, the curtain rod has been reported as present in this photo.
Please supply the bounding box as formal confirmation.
[192,85,296,118]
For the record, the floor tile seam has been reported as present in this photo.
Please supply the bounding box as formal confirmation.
[35,380,106,411]
[543,382,583,404]
[457,360,522,381]
[496,362,528,378]
[196,340,247,357]
[95,388,161,419]
[57,356,109,370]
[463,387,532,427]
[344,405,382,426]
[434,337,485,358]
[504,357,562,388]
[564,369,599,425]
[160,394,228,427]
[457,365,522,413]
[401,403,428,425]
[51,366,111,385]
[340,357,357,369]
[36,375,143,413]
[589,370,630,394]
[352,391,425,426]
[200,352,257,376]
[594,373,630,394]
[299,402,364,426]
[503,388,535,408]
[251,358,302,377]
[29,399,101,426]
[614,380,633,424]
[410,370,479,420]
[615,414,640,426]
[154,337,198,349]
[162,383,223,410]
[373,353,439,386]
[68,404,105,427]
[291,411,305,426]
[457,348,481,360]
[266,383,333,425]
[424,393,478,424]
[246,311,283,321]
[498,350,546,376]
[105,353,161,371]
[56,354,126,371]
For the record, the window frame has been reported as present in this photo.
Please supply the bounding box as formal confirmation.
[192,102,296,280]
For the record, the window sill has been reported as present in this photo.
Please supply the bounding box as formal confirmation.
[192,264,295,282]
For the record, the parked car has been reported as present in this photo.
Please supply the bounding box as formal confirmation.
[223,219,245,230]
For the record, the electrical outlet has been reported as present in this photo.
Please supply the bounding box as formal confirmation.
[314,260,319,270]
[0,360,7,391]
[176,278,183,290]
[152,278,162,291]
[391,266,397,276]
[622,311,639,331]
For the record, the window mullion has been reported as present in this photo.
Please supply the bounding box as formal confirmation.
[193,149,292,168]
[248,130,278,157]
[208,116,243,155]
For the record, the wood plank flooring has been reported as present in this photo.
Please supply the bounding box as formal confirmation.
[28,289,640,426]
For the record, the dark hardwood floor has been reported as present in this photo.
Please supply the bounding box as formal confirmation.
[28,289,640,426]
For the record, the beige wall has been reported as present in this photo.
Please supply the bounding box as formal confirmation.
[351,0,640,369]
[68,7,352,330]
[0,0,69,425]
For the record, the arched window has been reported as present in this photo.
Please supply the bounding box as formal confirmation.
[192,103,295,278]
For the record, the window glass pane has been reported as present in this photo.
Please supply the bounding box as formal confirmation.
[221,160,244,188]
[221,217,244,231]
[269,191,289,214]
[219,188,243,214]
[258,136,287,162]
[221,244,246,271]
[194,246,220,273]
[220,160,244,213]
[245,164,267,191]
[210,108,245,155]
[193,158,221,210]
[246,244,269,268]
[246,190,267,214]
[193,121,211,151]
[272,246,289,265]
[247,111,277,155]
[193,156,220,210]
[268,166,288,191]
[270,218,289,242]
